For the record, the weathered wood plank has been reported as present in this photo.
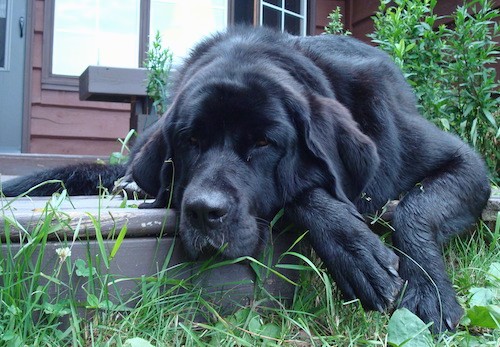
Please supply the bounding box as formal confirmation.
[482,192,500,223]
[373,193,500,224]
[31,70,130,111]
[1,190,498,241]
[0,196,176,240]
[29,138,123,156]
[79,66,148,103]
[0,235,301,310]
[31,105,129,139]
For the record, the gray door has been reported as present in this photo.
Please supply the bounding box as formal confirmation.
[0,0,26,152]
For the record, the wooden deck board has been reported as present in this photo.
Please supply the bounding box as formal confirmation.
[0,196,177,240]
[1,190,498,239]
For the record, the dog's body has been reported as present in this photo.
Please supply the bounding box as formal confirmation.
[2,27,491,332]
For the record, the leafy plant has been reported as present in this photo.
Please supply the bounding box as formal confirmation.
[370,0,499,183]
[144,31,173,116]
[462,261,500,329]
[324,6,352,35]
[387,308,433,346]
[109,129,137,165]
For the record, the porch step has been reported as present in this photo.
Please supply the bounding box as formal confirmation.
[1,190,498,239]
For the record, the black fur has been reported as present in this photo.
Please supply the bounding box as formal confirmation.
[2,27,491,333]
[1,163,125,196]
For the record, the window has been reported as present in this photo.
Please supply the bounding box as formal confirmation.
[0,0,9,69]
[52,0,141,76]
[42,0,310,90]
[260,0,307,35]
[150,0,228,64]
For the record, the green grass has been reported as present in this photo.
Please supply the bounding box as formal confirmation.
[0,193,499,346]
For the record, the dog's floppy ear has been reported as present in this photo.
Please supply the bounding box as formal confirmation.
[288,94,380,202]
[130,119,171,199]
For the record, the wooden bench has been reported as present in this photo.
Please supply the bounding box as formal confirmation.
[79,66,158,132]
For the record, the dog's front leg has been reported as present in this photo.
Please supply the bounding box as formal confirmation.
[287,188,403,312]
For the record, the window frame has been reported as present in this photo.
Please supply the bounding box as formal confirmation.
[259,0,308,35]
[42,0,150,91]
[42,0,315,91]
[0,0,12,71]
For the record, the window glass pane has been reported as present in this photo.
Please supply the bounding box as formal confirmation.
[284,13,300,35]
[0,0,7,69]
[264,0,281,6]
[150,0,228,62]
[233,0,254,25]
[284,0,301,13]
[52,0,140,76]
[262,5,281,31]
[260,0,306,35]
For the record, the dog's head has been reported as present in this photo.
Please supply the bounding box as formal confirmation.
[131,46,379,259]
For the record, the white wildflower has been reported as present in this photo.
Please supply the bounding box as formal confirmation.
[56,247,72,263]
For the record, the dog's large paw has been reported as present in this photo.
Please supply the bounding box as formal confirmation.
[113,176,147,198]
[329,233,404,312]
[399,280,463,333]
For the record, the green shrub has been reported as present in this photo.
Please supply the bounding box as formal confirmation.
[324,7,352,35]
[144,31,173,116]
[370,0,499,183]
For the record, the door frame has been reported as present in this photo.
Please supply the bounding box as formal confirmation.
[19,0,33,152]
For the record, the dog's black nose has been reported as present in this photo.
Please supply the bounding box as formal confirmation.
[184,192,229,230]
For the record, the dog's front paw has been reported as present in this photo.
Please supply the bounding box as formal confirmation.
[399,279,463,333]
[330,234,404,312]
[113,175,147,198]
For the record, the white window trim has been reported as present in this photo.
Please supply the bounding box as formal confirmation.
[0,0,12,71]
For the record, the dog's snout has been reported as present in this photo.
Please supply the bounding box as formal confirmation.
[184,191,230,230]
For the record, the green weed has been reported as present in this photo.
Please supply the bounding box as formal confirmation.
[370,0,499,183]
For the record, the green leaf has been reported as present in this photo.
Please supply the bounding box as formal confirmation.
[439,118,450,131]
[123,337,155,347]
[109,222,128,260]
[75,258,97,277]
[486,262,500,285]
[86,213,109,269]
[466,305,500,329]
[1,331,16,341]
[468,287,497,306]
[387,308,433,347]
[109,152,125,165]
[86,293,100,309]
[42,301,71,317]
[259,323,281,339]
[248,314,262,334]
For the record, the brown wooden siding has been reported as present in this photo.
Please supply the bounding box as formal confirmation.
[28,0,130,156]
[314,0,346,35]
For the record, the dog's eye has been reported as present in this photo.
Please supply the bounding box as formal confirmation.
[255,138,269,147]
[189,136,198,146]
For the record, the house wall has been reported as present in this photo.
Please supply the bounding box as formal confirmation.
[28,0,130,156]
[314,0,346,34]
[25,0,499,156]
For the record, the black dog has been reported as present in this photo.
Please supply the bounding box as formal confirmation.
[2,27,491,332]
